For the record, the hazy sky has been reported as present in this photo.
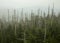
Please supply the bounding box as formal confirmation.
[0,0,60,9]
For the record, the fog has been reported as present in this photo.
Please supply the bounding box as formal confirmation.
[0,0,60,19]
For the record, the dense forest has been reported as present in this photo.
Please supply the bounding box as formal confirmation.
[0,8,60,43]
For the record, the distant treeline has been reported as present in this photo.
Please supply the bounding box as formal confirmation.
[0,8,60,43]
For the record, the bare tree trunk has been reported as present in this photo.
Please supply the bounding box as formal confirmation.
[0,22,3,43]
[8,9,9,22]
[44,12,46,43]
[51,3,54,26]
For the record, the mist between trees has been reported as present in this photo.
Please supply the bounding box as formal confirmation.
[0,7,60,43]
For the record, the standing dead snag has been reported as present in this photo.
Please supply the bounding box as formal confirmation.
[43,12,46,43]
[0,19,2,43]
[11,9,17,43]
[13,9,17,37]
[51,3,54,27]
[8,9,9,22]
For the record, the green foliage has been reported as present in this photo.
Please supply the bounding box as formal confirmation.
[0,9,60,43]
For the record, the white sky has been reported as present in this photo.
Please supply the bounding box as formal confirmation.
[0,0,60,9]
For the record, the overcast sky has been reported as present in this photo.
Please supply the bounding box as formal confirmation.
[0,0,60,19]
[0,0,60,9]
